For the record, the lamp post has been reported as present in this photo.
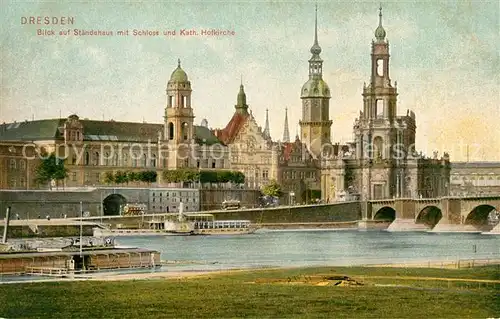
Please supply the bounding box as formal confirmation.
[79,201,83,262]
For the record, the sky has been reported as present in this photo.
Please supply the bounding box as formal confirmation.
[1,0,499,161]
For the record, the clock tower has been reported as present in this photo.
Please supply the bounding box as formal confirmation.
[299,5,332,158]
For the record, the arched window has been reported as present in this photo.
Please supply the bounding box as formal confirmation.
[104,152,109,166]
[168,122,174,140]
[151,154,157,167]
[94,152,100,166]
[181,122,189,140]
[373,136,384,159]
[84,152,90,165]
[9,159,16,170]
[142,154,147,167]
[132,153,138,167]
[377,59,384,76]
[19,160,26,170]
[376,100,384,118]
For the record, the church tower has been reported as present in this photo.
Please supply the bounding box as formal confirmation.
[282,108,290,142]
[299,5,332,158]
[164,59,195,168]
[354,6,402,200]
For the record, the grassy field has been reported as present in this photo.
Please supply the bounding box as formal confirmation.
[0,265,499,318]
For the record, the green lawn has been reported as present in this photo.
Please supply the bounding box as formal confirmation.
[0,266,499,318]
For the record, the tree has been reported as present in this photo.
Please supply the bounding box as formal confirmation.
[261,179,282,198]
[103,171,115,184]
[35,152,68,189]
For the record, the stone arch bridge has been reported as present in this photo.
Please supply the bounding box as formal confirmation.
[366,196,500,232]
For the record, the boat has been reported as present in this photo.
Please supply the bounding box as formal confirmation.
[93,203,257,237]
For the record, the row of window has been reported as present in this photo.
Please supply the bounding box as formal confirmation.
[452,175,500,180]
[283,171,317,180]
[77,152,159,168]
[151,191,198,197]
[8,159,26,170]
[6,176,26,188]
[152,197,197,203]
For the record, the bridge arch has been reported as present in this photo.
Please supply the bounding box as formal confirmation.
[103,194,127,216]
[464,204,497,226]
[416,205,442,228]
[373,206,396,221]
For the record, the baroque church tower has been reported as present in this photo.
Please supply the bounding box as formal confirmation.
[357,6,399,161]
[164,59,195,168]
[299,5,332,158]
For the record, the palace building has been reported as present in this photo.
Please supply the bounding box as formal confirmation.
[1,6,454,204]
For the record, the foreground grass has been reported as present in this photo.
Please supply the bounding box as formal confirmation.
[0,266,499,318]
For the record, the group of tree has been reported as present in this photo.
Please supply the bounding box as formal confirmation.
[162,169,245,184]
[35,152,69,189]
[103,170,157,185]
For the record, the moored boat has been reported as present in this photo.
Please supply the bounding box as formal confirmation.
[93,203,257,237]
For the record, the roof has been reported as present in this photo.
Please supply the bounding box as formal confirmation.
[194,125,222,145]
[81,120,162,142]
[214,112,249,144]
[452,162,500,169]
[0,119,64,141]
[0,118,223,145]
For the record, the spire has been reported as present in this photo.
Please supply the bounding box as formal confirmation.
[178,58,181,67]
[375,4,386,41]
[263,108,270,138]
[282,108,290,142]
[235,82,248,114]
[310,3,322,56]
[308,4,323,79]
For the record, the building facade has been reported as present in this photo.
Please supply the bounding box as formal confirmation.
[0,61,230,190]
[1,6,472,205]
[450,162,500,196]
[320,7,450,201]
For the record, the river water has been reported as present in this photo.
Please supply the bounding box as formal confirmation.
[117,229,500,271]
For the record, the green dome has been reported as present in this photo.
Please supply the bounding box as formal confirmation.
[375,25,386,41]
[169,59,188,82]
[301,78,331,98]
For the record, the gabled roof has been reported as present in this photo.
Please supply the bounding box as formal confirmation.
[214,112,249,145]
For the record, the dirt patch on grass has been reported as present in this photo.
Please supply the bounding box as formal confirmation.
[250,274,365,287]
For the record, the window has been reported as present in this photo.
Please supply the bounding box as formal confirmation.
[377,59,384,76]
[9,159,16,170]
[262,170,269,180]
[211,161,216,168]
[72,172,77,181]
[168,122,174,140]
[104,152,109,166]
[94,152,100,166]
[95,172,100,182]
[84,152,90,165]
[20,177,25,187]
[376,100,383,118]
[132,154,138,167]
[181,122,189,140]
[151,154,157,167]
[72,154,77,165]
[19,160,26,170]
[168,95,173,107]
[142,154,147,167]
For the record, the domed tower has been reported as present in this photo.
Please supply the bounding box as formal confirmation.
[299,5,332,158]
[164,59,195,168]
[359,5,399,160]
